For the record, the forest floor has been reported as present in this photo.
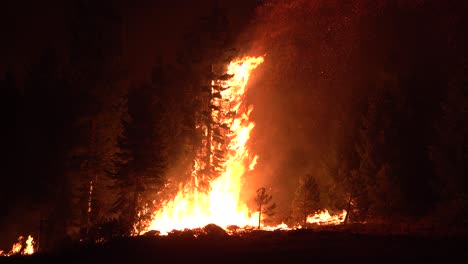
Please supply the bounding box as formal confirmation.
[2,223,467,264]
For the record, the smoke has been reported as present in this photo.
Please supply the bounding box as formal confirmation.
[237,0,459,222]
[238,0,374,221]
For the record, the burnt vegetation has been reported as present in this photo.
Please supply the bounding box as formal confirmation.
[1,0,467,261]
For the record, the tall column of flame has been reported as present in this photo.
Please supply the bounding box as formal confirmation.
[144,56,264,235]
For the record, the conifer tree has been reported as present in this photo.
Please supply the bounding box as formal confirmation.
[255,187,276,229]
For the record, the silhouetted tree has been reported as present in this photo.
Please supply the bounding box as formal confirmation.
[255,187,276,229]
[112,78,171,235]
[63,0,126,241]
[329,85,406,223]
[1,69,22,214]
[17,49,80,248]
[291,174,320,225]
[172,2,239,192]
[429,80,468,223]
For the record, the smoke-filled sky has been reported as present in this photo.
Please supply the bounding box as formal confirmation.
[245,0,369,219]
[239,0,465,220]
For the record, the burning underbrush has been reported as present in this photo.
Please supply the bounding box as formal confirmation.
[140,209,348,238]
[143,224,307,239]
[0,235,35,257]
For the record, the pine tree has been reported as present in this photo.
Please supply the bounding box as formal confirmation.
[255,187,276,229]
[354,88,406,221]
[63,0,126,240]
[429,78,468,223]
[111,81,169,235]
[291,174,320,225]
[172,1,238,192]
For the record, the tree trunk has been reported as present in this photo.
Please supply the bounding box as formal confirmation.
[206,73,213,174]
[344,193,352,224]
[302,198,307,226]
[86,119,97,238]
[258,204,262,229]
[86,179,93,237]
[131,183,139,234]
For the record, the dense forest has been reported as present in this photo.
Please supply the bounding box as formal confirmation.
[1,0,466,252]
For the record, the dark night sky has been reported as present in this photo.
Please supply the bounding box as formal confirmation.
[0,0,259,84]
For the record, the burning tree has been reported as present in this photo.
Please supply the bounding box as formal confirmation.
[255,187,276,229]
[142,56,265,235]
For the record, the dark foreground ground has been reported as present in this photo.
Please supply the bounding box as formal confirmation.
[2,224,468,264]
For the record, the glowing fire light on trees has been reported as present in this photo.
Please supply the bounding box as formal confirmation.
[142,56,264,235]
[0,235,35,256]
[139,56,347,236]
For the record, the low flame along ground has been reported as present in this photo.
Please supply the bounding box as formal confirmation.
[0,235,35,256]
[140,56,346,235]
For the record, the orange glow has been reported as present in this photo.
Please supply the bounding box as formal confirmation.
[23,236,35,255]
[263,222,290,231]
[139,56,346,236]
[141,56,265,235]
[306,209,347,225]
[0,235,35,256]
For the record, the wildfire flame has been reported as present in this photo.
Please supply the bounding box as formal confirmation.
[140,56,347,236]
[0,235,35,256]
[306,209,347,225]
[143,56,264,235]
[263,222,290,231]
